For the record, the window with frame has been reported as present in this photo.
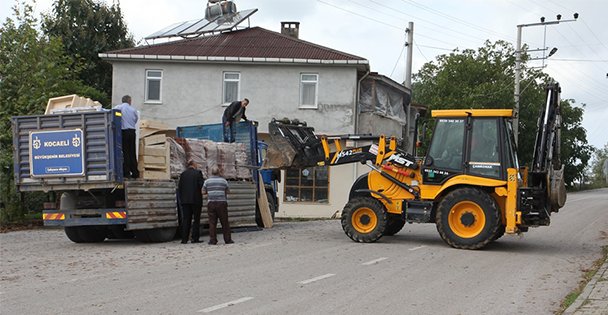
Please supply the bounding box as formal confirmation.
[469,118,500,178]
[284,166,329,203]
[223,72,240,104]
[299,73,318,108]
[428,119,465,170]
[145,70,162,103]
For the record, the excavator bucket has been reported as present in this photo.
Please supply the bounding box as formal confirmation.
[262,118,325,169]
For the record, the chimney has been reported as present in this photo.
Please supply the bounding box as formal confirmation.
[281,22,300,39]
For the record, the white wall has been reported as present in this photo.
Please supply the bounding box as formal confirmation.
[110,61,358,135]
[276,164,362,218]
[110,60,365,217]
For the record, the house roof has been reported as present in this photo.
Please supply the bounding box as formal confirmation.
[101,27,369,69]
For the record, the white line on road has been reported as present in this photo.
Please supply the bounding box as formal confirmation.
[298,273,336,285]
[362,257,388,265]
[409,245,426,251]
[198,297,254,313]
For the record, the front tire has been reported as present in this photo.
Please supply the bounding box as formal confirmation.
[435,188,500,249]
[383,214,406,236]
[341,197,386,243]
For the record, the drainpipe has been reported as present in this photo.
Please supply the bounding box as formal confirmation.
[354,70,370,182]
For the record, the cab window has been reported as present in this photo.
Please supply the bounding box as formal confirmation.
[469,118,500,177]
[427,119,465,170]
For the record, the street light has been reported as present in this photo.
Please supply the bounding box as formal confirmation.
[513,13,578,144]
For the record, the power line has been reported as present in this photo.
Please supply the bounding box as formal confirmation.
[551,58,608,63]
[416,44,453,51]
[316,0,462,56]
[413,39,429,62]
[362,0,489,46]
[317,0,402,31]
[581,19,608,52]
[390,43,406,77]
[399,0,517,42]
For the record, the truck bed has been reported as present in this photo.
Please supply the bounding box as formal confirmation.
[12,110,123,191]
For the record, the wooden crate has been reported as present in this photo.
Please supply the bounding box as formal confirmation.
[138,138,170,180]
[45,94,102,114]
[136,118,175,180]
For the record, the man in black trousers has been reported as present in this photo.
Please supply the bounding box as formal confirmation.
[178,160,204,244]
[115,95,139,178]
[222,98,249,143]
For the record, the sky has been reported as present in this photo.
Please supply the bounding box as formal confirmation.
[1,0,607,149]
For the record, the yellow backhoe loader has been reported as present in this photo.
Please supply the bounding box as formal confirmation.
[264,83,566,249]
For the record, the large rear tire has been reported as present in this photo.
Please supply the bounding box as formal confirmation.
[64,226,106,243]
[341,197,386,243]
[383,213,406,236]
[435,188,500,250]
[134,228,177,243]
[64,227,84,243]
[491,225,506,242]
[107,226,135,240]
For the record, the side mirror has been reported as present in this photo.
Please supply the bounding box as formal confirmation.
[424,156,433,166]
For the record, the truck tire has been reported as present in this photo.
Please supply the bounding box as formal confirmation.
[435,188,500,250]
[255,191,276,227]
[107,226,135,240]
[491,225,506,242]
[64,226,106,243]
[64,227,85,243]
[341,197,386,243]
[383,214,406,236]
[135,228,176,243]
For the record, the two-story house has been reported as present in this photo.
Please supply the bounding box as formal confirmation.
[100,22,411,218]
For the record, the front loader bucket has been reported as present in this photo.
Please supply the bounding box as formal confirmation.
[262,118,325,170]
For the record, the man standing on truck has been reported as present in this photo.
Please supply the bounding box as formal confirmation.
[115,95,139,178]
[178,160,205,244]
[222,98,249,143]
[203,166,233,245]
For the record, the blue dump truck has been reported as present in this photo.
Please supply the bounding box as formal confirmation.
[177,122,279,226]
[11,109,277,243]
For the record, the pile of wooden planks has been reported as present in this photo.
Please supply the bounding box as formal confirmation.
[137,120,175,180]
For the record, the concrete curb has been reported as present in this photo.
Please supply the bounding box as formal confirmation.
[563,259,608,315]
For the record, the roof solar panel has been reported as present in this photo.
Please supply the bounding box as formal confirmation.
[145,8,258,40]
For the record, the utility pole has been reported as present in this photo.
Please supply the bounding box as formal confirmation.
[405,22,414,89]
[405,22,414,154]
[513,13,578,144]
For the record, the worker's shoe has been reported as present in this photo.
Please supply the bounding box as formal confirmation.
[208,240,217,245]
[225,240,234,244]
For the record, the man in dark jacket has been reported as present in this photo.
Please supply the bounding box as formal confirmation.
[178,160,204,243]
[222,98,249,143]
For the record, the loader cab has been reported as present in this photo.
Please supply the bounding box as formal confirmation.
[422,110,517,184]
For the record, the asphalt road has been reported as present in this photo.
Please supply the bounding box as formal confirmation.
[1,189,606,315]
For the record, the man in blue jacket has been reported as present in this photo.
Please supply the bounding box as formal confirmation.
[222,98,249,143]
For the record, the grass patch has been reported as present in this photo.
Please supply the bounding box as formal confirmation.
[557,245,608,314]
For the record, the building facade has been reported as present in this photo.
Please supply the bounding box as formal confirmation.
[101,24,411,218]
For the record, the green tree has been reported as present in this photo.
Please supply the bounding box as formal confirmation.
[43,0,135,105]
[412,40,591,186]
[590,143,608,186]
[0,1,104,222]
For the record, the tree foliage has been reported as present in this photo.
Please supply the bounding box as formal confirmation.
[0,1,104,222]
[43,0,134,105]
[590,143,608,186]
[412,40,592,186]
